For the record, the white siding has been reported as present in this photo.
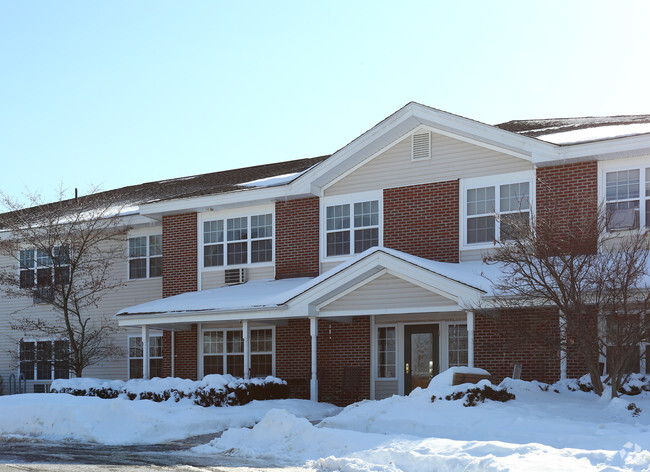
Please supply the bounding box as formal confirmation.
[201,265,275,290]
[321,274,456,313]
[375,380,398,399]
[326,132,532,196]
[0,238,163,392]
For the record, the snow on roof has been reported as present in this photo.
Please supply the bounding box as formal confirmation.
[117,277,312,316]
[118,248,501,318]
[238,171,304,188]
[536,123,650,144]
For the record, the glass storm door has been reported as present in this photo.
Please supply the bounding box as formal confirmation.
[404,324,439,394]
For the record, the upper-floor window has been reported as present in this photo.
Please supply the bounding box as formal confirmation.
[19,246,70,290]
[325,200,380,257]
[463,175,531,246]
[203,213,273,268]
[605,168,645,230]
[128,235,162,279]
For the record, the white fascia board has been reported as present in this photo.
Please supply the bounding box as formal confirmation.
[551,134,650,164]
[117,306,290,326]
[320,306,464,317]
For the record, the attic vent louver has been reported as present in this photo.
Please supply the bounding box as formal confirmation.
[225,268,247,285]
[411,132,431,161]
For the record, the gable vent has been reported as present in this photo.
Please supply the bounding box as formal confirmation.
[411,132,431,161]
[225,268,247,285]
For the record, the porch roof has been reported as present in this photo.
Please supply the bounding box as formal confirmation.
[116,247,501,324]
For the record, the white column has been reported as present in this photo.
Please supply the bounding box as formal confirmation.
[171,331,175,378]
[466,311,474,368]
[141,325,150,380]
[559,312,567,380]
[310,317,318,402]
[243,320,250,380]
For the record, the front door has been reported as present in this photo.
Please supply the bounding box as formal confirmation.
[404,324,439,394]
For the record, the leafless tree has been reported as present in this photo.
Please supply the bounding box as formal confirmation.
[0,187,132,377]
[479,205,650,398]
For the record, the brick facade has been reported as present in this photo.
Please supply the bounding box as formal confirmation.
[161,213,198,379]
[275,197,320,279]
[383,180,459,263]
[275,317,370,406]
[162,212,198,298]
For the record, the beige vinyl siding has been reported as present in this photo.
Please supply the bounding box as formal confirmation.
[375,380,398,399]
[321,274,456,313]
[201,265,275,290]
[326,132,533,196]
[0,237,163,390]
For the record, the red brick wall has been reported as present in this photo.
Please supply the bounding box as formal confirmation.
[275,317,371,406]
[275,197,320,279]
[162,325,198,380]
[383,180,459,262]
[474,308,560,384]
[162,212,198,298]
[161,212,198,379]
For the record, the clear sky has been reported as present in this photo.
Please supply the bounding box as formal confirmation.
[2,1,650,205]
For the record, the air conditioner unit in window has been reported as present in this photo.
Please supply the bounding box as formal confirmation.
[608,207,638,231]
[225,268,247,285]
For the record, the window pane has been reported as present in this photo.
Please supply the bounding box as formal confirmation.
[227,354,244,377]
[448,324,468,367]
[150,336,163,358]
[19,250,35,269]
[251,329,273,352]
[251,239,272,263]
[326,205,350,231]
[129,259,147,279]
[36,341,52,380]
[129,237,147,258]
[204,355,224,375]
[327,231,350,256]
[53,246,70,265]
[149,235,162,256]
[53,341,69,379]
[204,244,224,267]
[203,331,223,354]
[129,337,143,358]
[378,327,396,378]
[227,331,244,353]
[20,341,35,380]
[500,182,529,212]
[37,249,52,267]
[54,266,70,285]
[150,358,163,378]
[354,200,379,227]
[19,270,34,289]
[149,256,162,278]
[251,214,272,239]
[227,217,248,241]
[204,220,224,244]
[467,216,495,244]
[467,187,495,216]
[36,267,52,287]
[227,242,247,265]
[501,212,530,241]
[354,228,378,253]
[251,354,273,377]
[129,359,143,379]
[606,169,640,201]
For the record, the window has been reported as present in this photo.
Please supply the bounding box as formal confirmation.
[19,246,70,290]
[377,327,396,378]
[448,324,468,367]
[19,340,69,381]
[465,181,530,244]
[605,169,642,230]
[128,235,162,279]
[128,335,163,379]
[202,328,274,378]
[203,213,273,268]
[326,200,379,257]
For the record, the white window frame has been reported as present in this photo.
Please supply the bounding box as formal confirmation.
[127,233,162,280]
[320,190,383,262]
[18,338,70,381]
[199,205,275,271]
[200,326,275,378]
[459,171,535,249]
[376,324,398,381]
[447,323,469,367]
[599,158,650,231]
[127,333,163,379]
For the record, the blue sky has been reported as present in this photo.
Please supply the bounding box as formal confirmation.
[2,1,649,204]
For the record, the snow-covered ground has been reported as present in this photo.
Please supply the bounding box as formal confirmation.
[1,369,649,471]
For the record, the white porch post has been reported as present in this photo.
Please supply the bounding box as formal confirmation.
[310,317,318,402]
[559,311,567,380]
[466,311,474,368]
[171,331,175,378]
[141,325,150,380]
[243,320,250,380]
